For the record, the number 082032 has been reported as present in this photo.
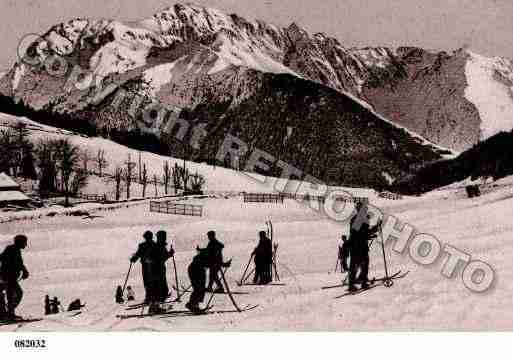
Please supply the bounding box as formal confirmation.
[14,339,47,348]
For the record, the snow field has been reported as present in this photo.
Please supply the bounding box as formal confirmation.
[0,178,512,330]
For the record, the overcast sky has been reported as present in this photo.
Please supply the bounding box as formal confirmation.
[1,0,512,69]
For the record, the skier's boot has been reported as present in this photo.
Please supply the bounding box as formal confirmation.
[348,285,358,292]
[148,302,162,314]
[185,302,193,311]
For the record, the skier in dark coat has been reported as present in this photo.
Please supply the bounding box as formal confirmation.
[0,234,29,319]
[185,248,209,313]
[339,235,349,273]
[154,230,175,303]
[253,231,273,285]
[201,231,226,293]
[346,201,381,292]
[130,231,158,306]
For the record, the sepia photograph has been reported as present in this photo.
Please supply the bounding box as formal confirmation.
[0,0,512,356]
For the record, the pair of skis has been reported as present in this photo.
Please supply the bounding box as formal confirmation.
[116,304,259,320]
[329,220,408,297]
[237,220,280,286]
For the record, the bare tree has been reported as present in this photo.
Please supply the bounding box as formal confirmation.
[35,139,58,196]
[163,161,171,195]
[141,163,148,198]
[176,163,190,192]
[71,168,89,195]
[80,150,92,174]
[138,151,142,182]
[124,154,136,199]
[153,174,158,197]
[172,163,180,195]
[54,139,81,206]
[114,166,123,201]
[96,149,108,177]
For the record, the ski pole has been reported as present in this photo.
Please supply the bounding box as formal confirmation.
[172,255,180,302]
[272,244,280,281]
[380,231,393,288]
[218,264,243,312]
[242,267,255,284]
[175,283,192,302]
[121,262,133,297]
[238,253,255,285]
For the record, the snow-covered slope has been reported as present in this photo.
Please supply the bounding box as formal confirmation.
[465,50,513,141]
[0,167,511,330]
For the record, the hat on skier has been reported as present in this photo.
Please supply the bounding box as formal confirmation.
[14,234,28,247]
[207,230,216,239]
[156,230,167,244]
[143,231,153,240]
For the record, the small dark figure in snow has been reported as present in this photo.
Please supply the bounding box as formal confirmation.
[115,285,124,304]
[253,231,273,285]
[346,200,381,292]
[130,231,158,310]
[67,299,85,311]
[0,234,29,320]
[200,231,226,293]
[44,295,51,315]
[126,286,135,301]
[154,230,175,303]
[50,296,61,314]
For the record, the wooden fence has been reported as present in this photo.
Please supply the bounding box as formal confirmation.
[280,193,368,204]
[378,191,403,200]
[78,193,107,202]
[243,193,284,203]
[149,201,203,217]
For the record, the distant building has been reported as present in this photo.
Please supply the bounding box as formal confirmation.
[0,172,30,207]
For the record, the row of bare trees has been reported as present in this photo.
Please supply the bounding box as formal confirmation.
[0,122,206,204]
[36,138,90,206]
[112,155,206,201]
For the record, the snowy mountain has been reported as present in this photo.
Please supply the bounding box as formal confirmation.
[1,4,513,155]
[0,3,460,190]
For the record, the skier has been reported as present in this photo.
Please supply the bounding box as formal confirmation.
[339,235,349,273]
[185,247,210,313]
[252,231,273,285]
[115,285,124,304]
[0,234,30,319]
[200,231,226,293]
[44,295,51,315]
[154,230,175,303]
[130,231,159,312]
[346,200,381,292]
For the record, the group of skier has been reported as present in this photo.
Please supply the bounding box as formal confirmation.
[129,228,275,313]
[0,198,384,320]
[129,230,175,314]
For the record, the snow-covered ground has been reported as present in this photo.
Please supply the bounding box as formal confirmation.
[0,112,510,330]
[0,174,511,330]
